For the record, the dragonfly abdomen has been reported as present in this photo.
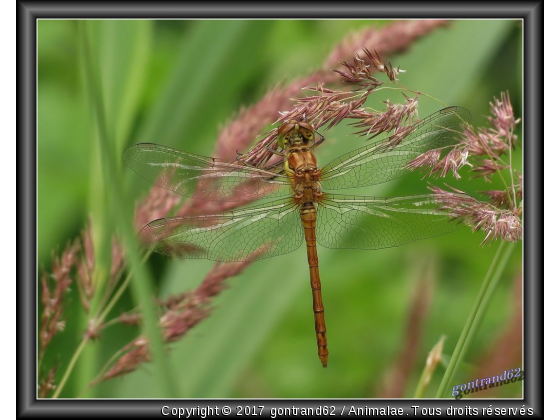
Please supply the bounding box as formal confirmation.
[300,203,329,367]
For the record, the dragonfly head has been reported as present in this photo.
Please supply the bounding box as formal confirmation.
[277,120,316,149]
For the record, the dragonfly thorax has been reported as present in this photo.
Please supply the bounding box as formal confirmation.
[286,148,319,173]
[286,149,323,204]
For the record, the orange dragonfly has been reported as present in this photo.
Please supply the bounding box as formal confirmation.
[124,106,470,367]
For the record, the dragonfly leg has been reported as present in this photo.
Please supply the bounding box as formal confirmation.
[262,159,284,172]
[266,145,286,156]
[310,133,325,150]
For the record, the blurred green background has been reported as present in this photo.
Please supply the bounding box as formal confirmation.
[38,20,522,398]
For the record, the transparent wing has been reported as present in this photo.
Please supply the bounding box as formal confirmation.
[140,198,303,262]
[316,193,462,250]
[320,107,471,190]
[123,143,292,201]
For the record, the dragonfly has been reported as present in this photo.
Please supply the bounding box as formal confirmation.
[123,106,470,367]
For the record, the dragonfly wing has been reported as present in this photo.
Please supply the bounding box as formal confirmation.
[123,143,292,201]
[320,107,471,190]
[140,198,303,262]
[316,194,463,250]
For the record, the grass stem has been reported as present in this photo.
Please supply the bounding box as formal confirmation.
[435,240,517,398]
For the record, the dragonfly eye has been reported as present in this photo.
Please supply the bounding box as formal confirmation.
[301,128,315,142]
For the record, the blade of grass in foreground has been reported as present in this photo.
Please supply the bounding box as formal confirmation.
[76,20,153,398]
[53,21,178,399]
[435,241,517,398]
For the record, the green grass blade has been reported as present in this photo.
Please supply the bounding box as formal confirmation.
[435,241,517,398]
[77,21,177,398]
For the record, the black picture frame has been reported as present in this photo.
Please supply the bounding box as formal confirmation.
[18,2,542,418]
